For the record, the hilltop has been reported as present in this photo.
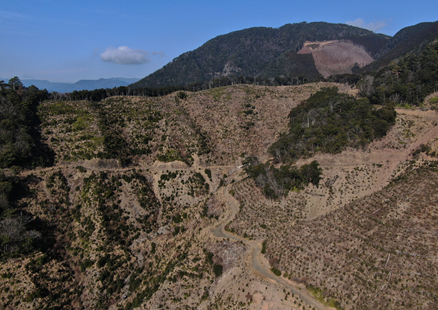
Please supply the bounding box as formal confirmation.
[131,21,438,89]
[131,22,389,88]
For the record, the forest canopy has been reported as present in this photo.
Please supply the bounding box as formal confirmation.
[361,42,438,106]
[0,77,53,168]
[269,87,396,163]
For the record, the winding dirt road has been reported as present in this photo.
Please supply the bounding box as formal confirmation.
[211,183,332,310]
[24,159,332,309]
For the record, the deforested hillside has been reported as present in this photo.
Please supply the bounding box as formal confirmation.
[227,106,438,310]
[264,161,438,310]
[1,82,356,310]
[2,76,438,310]
[229,158,438,310]
[38,82,355,168]
[297,40,374,77]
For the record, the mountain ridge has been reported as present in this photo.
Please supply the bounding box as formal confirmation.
[363,20,438,71]
[131,20,438,89]
[131,22,389,88]
[5,77,141,93]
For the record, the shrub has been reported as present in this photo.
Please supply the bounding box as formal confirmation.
[205,251,214,265]
[204,168,212,181]
[176,91,188,100]
[261,240,267,254]
[76,166,86,173]
[213,264,223,277]
[271,267,281,276]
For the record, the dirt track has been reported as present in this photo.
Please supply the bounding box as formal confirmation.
[211,181,332,310]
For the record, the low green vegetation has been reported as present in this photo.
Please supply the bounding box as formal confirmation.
[307,284,344,310]
[430,96,438,104]
[271,267,281,276]
[204,169,212,181]
[243,157,322,199]
[429,95,438,109]
[157,149,183,163]
[175,91,188,100]
[213,264,223,277]
[261,240,267,254]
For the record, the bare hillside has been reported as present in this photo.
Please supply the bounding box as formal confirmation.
[298,41,373,77]
[1,84,438,310]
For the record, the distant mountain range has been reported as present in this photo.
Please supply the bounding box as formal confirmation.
[131,21,438,89]
[0,77,140,93]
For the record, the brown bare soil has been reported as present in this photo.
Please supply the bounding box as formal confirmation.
[298,41,373,77]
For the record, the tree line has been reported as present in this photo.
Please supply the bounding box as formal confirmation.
[47,74,320,103]
[359,43,438,106]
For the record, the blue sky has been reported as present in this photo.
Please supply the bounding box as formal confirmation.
[1,0,437,83]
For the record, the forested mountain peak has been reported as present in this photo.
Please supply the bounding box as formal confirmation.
[363,20,438,71]
[131,22,389,89]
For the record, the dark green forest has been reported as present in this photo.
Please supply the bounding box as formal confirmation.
[0,169,46,258]
[364,21,438,71]
[269,87,396,163]
[0,78,55,258]
[131,22,389,89]
[0,78,53,169]
[362,43,438,106]
[243,157,323,199]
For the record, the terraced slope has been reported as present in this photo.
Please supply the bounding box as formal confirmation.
[226,108,438,309]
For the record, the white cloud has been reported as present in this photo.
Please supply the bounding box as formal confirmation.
[100,46,150,65]
[346,18,387,32]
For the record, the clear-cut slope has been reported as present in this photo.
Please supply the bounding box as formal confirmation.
[298,40,373,77]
